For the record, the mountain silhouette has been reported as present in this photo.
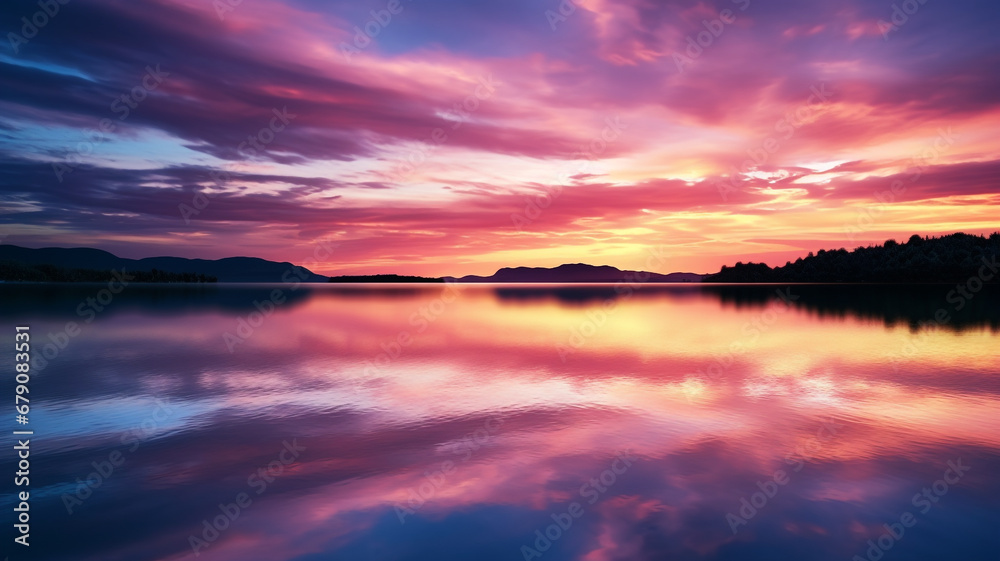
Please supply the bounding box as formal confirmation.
[0,245,328,283]
[446,263,703,283]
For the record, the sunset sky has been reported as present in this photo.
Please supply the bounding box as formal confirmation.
[1,0,998,276]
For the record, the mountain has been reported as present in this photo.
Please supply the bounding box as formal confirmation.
[0,260,216,283]
[0,245,328,283]
[703,232,1000,283]
[446,263,703,283]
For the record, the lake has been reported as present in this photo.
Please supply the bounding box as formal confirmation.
[2,283,998,561]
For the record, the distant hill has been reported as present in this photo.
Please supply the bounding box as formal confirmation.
[329,274,442,283]
[446,263,703,283]
[703,232,1000,283]
[0,260,216,283]
[0,245,328,283]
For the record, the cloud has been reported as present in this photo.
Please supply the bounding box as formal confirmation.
[1,0,999,273]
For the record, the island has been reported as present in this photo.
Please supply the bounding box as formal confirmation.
[328,274,443,283]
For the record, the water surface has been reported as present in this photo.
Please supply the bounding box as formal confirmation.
[1,283,998,561]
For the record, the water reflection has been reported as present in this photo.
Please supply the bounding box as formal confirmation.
[0,284,997,561]
[703,284,1000,332]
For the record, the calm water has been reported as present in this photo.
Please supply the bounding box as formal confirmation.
[1,283,998,561]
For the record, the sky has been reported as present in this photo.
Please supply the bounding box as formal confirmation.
[1,0,998,276]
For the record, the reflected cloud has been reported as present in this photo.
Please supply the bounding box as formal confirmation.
[1,285,997,560]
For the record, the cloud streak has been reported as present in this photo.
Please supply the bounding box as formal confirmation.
[1,0,999,274]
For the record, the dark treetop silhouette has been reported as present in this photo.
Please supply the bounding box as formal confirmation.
[704,233,1000,283]
[328,274,443,283]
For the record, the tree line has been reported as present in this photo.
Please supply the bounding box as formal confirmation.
[704,232,1000,283]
